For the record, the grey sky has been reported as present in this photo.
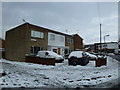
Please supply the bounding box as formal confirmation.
[2,2,118,44]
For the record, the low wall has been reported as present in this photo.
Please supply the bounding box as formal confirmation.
[96,57,107,67]
[25,56,55,66]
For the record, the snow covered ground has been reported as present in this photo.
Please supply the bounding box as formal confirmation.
[0,56,119,88]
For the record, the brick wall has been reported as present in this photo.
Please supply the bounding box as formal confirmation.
[73,34,83,50]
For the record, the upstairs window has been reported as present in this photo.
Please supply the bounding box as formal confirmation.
[50,34,55,40]
[31,30,44,39]
[67,38,73,44]
[60,36,64,42]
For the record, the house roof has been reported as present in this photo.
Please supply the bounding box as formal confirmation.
[6,22,83,39]
[28,23,73,37]
[72,34,83,40]
[94,42,118,45]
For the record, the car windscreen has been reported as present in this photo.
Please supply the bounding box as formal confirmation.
[69,51,83,58]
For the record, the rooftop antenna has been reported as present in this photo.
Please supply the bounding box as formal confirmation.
[23,19,27,23]
[97,0,102,50]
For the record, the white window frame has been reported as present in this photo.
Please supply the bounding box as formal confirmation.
[67,38,73,44]
[60,36,64,42]
[50,34,55,40]
[31,30,44,39]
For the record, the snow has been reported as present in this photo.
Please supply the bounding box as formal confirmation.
[68,51,83,58]
[36,51,63,60]
[107,53,115,56]
[85,52,97,59]
[0,56,119,88]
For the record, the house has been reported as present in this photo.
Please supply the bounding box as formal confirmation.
[5,23,83,61]
[73,34,83,50]
[84,44,94,52]
[0,38,5,58]
[94,42,118,53]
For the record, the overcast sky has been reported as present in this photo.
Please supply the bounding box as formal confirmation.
[2,2,118,44]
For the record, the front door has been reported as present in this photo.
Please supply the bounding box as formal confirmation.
[58,48,60,55]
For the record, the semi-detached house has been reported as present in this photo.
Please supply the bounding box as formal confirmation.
[5,23,83,61]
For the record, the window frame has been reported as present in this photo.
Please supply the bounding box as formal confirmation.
[50,34,55,40]
[67,38,73,44]
[31,30,44,39]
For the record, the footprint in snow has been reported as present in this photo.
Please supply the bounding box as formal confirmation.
[69,80,74,82]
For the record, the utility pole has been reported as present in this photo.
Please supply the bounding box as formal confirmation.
[100,23,102,51]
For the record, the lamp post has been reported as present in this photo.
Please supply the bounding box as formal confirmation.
[103,34,110,49]
[104,34,110,43]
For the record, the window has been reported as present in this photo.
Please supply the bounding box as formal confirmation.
[65,49,69,55]
[50,34,55,40]
[103,44,107,48]
[60,36,64,42]
[31,46,43,55]
[67,38,73,44]
[31,30,44,39]
[53,49,57,53]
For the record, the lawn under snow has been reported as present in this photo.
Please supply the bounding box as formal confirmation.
[0,56,119,88]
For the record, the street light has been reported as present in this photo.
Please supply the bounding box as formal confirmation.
[104,34,110,43]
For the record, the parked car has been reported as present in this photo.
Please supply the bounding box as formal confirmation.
[85,52,98,60]
[68,51,89,66]
[114,49,120,55]
[36,51,64,63]
[89,52,107,60]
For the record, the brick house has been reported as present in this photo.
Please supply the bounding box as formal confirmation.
[73,34,83,50]
[5,23,83,61]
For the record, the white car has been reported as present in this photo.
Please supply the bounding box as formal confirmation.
[114,49,120,55]
[85,52,98,60]
[36,51,64,63]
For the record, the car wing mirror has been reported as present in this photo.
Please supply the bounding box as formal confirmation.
[45,52,49,55]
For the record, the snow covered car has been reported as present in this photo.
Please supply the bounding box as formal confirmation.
[36,51,64,63]
[85,52,97,60]
[68,51,89,66]
[114,49,120,55]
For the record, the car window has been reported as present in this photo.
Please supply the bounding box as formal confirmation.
[82,52,87,57]
[38,52,45,57]
[45,52,49,55]
[69,51,83,58]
